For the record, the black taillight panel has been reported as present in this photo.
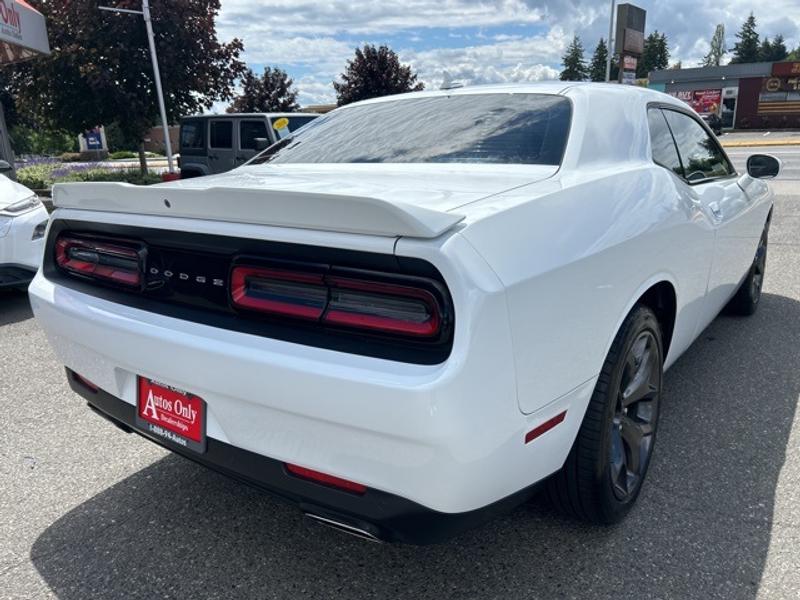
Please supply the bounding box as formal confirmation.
[43,220,455,364]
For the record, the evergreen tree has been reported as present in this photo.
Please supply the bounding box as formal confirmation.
[560,35,588,81]
[731,13,760,63]
[702,24,726,67]
[788,45,800,61]
[637,31,670,78]
[764,34,788,61]
[589,38,609,82]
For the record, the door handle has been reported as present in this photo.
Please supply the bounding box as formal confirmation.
[708,201,722,220]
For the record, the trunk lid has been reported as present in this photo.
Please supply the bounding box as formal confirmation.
[52,163,557,239]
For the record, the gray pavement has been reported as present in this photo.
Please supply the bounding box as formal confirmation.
[1,148,799,599]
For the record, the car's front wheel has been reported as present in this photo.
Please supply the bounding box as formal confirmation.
[547,305,663,524]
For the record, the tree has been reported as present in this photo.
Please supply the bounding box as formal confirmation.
[333,45,423,106]
[759,34,788,62]
[589,38,609,82]
[702,24,726,67]
[731,13,760,64]
[560,36,587,81]
[227,67,299,113]
[637,31,670,78]
[11,0,245,171]
[789,45,800,61]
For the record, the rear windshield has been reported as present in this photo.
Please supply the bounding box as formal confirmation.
[251,94,571,165]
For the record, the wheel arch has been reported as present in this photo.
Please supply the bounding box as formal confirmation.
[605,275,678,366]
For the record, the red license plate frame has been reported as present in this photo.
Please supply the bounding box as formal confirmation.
[136,377,206,453]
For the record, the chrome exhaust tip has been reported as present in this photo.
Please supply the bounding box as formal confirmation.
[304,512,383,543]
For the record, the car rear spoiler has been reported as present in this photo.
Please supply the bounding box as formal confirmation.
[51,182,465,239]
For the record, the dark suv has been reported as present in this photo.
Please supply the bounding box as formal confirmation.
[178,113,319,178]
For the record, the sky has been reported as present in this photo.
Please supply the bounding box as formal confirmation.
[213,1,800,108]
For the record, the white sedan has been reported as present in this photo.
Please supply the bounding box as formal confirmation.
[29,83,777,543]
[0,164,49,289]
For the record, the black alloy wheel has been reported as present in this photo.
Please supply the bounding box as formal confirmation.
[547,305,663,524]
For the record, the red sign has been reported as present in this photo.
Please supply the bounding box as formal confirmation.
[671,89,721,115]
[623,55,638,70]
[772,62,800,77]
[137,378,206,451]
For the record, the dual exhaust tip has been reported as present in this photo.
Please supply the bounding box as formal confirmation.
[304,512,383,543]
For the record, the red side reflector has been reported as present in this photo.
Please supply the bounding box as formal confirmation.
[285,463,367,495]
[524,411,567,444]
[72,372,99,393]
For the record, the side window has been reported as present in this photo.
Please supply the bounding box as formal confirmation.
[240,120,269,150]
[662,110,733,182]
[647,109,683,177]
[180,120,205,152]
[209,120,233,149]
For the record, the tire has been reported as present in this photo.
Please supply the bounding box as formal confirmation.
[547,305,663,524]
[725,225,768,316]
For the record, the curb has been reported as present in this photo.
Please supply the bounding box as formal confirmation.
[721,139,800,148]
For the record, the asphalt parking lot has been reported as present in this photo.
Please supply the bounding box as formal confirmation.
[2,148,799,599]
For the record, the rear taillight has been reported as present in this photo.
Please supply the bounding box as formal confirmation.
[230,265,447,339]
[230,266,327,319]
[55,235,144,288]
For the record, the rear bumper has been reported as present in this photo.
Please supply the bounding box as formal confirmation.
[70,370,540,544]
[29,225,594,521]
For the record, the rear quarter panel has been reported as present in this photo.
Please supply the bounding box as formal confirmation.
[460,165,715,414]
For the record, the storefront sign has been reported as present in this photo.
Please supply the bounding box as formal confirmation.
[669,89,722,115]
[0,0,50,63]
[623,55,638,71]
[772,62,800,77]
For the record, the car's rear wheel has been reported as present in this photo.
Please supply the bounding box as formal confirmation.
[725,224,768,316]
[546,305,663,524]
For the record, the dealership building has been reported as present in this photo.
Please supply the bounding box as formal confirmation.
[648,61,800,130]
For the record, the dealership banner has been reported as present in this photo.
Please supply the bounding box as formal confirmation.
[0,0,49,64]
[670,89,722,115]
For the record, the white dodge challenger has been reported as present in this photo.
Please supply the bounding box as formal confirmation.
[30,83,778,543]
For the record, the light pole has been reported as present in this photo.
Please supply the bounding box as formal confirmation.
[605,0,616,82]
[99,0,175,173]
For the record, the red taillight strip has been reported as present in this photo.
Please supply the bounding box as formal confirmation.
[230,265,446,339]
[285,463,367,495]
[324,276,440,337]
[524,411,567,444]
[55,236,143,288]
[230,266,327,320]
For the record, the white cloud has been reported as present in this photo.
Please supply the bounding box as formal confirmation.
[219,0,543,37]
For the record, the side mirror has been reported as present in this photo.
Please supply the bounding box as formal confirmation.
[747,154,781,179]
[0,160,12,173]
[254,137,269,151]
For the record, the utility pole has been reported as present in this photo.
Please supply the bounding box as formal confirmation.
[99,1,175,174]
[605,0,616,82]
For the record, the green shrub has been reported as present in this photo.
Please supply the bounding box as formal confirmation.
[59,152,83,162]
[17,162,161,190]
[110,150,137,160]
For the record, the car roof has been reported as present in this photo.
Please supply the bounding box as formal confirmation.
[338,80,677,105]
